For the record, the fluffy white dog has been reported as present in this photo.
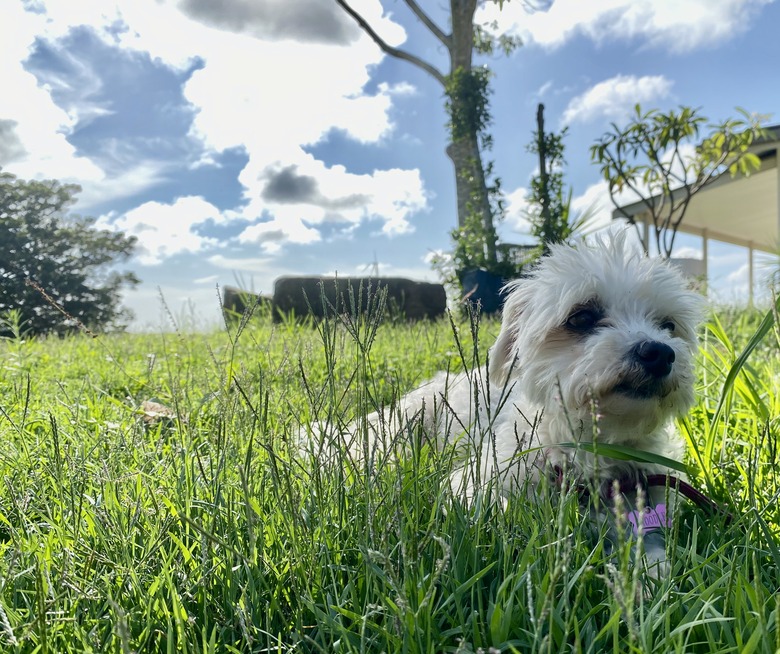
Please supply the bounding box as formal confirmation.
[350,233,700,487]
[332,232,703,570]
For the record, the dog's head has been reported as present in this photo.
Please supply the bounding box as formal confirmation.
[489,232,704,442]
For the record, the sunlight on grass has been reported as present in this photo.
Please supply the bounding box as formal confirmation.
[0,294,777,652]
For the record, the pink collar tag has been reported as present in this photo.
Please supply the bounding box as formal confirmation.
[626,503,670,534]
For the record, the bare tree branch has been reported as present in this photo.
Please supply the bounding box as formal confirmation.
[402,0,451,47]
[335,0,447,86]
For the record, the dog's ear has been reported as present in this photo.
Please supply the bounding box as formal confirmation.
[488,281,526,387]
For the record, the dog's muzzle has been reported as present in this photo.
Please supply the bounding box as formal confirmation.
[614,340,676,399]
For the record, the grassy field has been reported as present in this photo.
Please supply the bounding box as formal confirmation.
[0,298,778,653]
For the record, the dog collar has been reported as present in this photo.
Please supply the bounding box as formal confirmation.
[645,474,734,524]
[551,467,734,525]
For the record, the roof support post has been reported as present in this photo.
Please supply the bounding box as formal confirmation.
[774,145,780,306]
[702,229,709,295]
[748,242,754,307]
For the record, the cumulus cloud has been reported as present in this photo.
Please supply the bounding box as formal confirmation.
[179,0,360,45]
[674,246,704,259]
[0,2,110,182]
[571,182,611,230]
[726,262,749,284]
[180,36,401,153]
[260,165,369,210]
[0,7,166,218]
[2,0,429,260]
[566,180,670,235]
[503,181,614,237]
[234,161,428,253]
[0,120,26,166]
[562,75,673,124]
[479,0,773,53]
[99,196,223,265]
[503,186,532,235]
[75,161,170,210]
[123,0,427,248]
[237,217,320,254]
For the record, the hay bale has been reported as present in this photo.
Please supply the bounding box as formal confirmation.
[272,277,446,322]
[221,286,271,320]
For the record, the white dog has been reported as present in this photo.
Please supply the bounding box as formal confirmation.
[327,232,703,570]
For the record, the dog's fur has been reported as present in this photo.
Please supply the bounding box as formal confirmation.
[309,233,703,571]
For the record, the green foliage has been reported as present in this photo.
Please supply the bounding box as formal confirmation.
[525,105,591,259]
[591,105,766,258]
[442,68,496,285]
[338,0,524,296]
[0,308,30,342]
[444,156,515,283]
[0,170,139,335]
[445,67,493,144]
[473,20,523,57]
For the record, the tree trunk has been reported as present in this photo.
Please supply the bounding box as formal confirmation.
[536,104,551,231]
[446,136,496,262]
[447,0,496,265]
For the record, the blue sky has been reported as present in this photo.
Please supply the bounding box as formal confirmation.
[2,0,778,329]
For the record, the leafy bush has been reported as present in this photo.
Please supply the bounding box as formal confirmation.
[0,171,139,335]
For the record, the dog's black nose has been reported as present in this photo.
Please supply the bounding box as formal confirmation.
[633,341,675,378]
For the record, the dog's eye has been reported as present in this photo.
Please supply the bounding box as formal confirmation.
[566,308,601,332]
[660,319,676,333]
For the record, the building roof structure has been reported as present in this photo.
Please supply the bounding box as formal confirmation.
[613,124,779,300]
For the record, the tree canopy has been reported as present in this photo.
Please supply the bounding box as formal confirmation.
[0,171,139,336]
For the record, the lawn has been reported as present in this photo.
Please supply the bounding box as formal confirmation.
[0,298,777,653]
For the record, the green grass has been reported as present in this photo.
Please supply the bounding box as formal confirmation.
[0,298,777,653]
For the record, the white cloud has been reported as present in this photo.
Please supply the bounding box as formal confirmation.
[75,161,169,210]
[571,182,611,231]
[570,180,693,243]
[479,0,773,53]
[181,35,395,153]
[2,0,430,256]
[178,0,361,45]
[233,158,428,252]
[100,196,224,265]
[726,262,749,284]
[237,216,321,254]
[562,75,673,125]
[503,186,532,235]
[504,181,615,237]
[535,80,554,98]
[0,3,105,182]
[114,1,430,247]
[674,246,704,259]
